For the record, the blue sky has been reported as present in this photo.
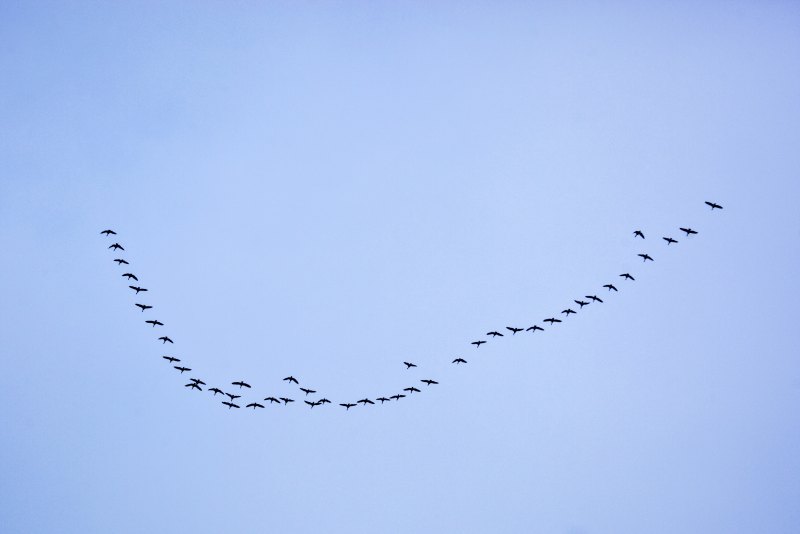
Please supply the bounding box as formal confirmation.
[2,2,799,533]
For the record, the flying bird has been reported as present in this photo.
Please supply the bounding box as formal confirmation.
[232,381,251,389]
[526,325,544,332]
[638,253,654,262]
[633,230,645,239]
[663,237,678,245]
[340,403,356,410]
[421,379,438,386]
[304,400,320,408]
[222,401,240,409]
[225,393,241,402]
[561,309,576,316]
[487,331,504,337]
[544,317,562,324]
[189,378,206,385]
[185,382,202,391]
[174,366,190,373]
[108,243,124,251]
[679,227,698,236]
[603,284,618,292]
[145,319,164,327]
[299,388,316,396]
[129,285,147,294]
[452,358,467,364]
[209,387,223,396]
[705,201,723,210]
[114,258,129,265]
[162,356,180,363]
[403,362,417,369]
[574,299,590,308]
[264,397,281,404]
[358,398,375,405]
[158,336,173,344]
[279,397,295,405]
[100,229,117,236]
[246,402,265,409]
[390,394,406,401]
[586,295,604,303]
[135,303,152,312]
[506,327,523,335]
[122,273,138,281]
[471,340,486,347]
[376,397,390,403]
[619,273,635,281]
[319,398,331,404]
[404,387,421,394]
[283,376,299,384]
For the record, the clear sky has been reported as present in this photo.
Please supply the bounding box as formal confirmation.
[2,2,799,533]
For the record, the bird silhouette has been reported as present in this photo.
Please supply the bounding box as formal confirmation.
[122,273,138,281]
[209,387,223,396]
[679,227,698,236]
[358,398,375,405]
[145,319,164,327]
[633,230,645,239]
[264,397,281,404]
[506,327,523,335]
[421,379,438,386]
[452,358,467,364]
[663,237,678,245]
[162,356,180,363]
[619,273,635,281]
[174,366,190,373]
[300,387,316,395]
[185,382,202,391]
[101,229,117,236]
[232,381,251,389]
[544,317,562,324]
[705,201,723,210]
[376,397,390,403]
[279,397,295,405]
[135,303,152,312]
[129,285,147,294]
[246,402,265,409]
[225,393,241,402]
[404,387,421,394]
[638,253,654,262]
[390,394,406,401]
[561,309,576,316]
[340,403,356,410]
[114,258,129,265]
[319,398,331,404]
[158,336,173,344]
[471,340,486,347]
[603,284,618,292]
[487,331,504,337]
[586,295,604,303]
[304,400,320,408]
[189,378,206,385]
[283,376,299,384]
[222,401,240,409]
[526,325,544,332]
[403,362,417,369]
[108,243,124,251]
[574,299,590,308]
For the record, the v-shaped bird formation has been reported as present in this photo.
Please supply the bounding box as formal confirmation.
[99,201,723,412]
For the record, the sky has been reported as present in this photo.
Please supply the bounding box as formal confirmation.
[1,2,799,533]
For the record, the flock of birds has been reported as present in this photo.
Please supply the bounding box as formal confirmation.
[101,200,724,412]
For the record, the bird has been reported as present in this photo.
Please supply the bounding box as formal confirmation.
[162,356,180,363]
[225,393,241,402]
[638,253,654,262]
[421,379,438,386]
[264,397,281,404]
[340,403,356,410]
[663,237,678,245]
[279,397,294,405]
[633,230,645,239]
[246,402,265,409]
[319,398,331,404]
[145,319,164,327]
[135,303,152,312]
[185,382,202,391]
[471,340,486,347]
[174,366,191,373]
[586,295,603,303]
[619,273,635,281]
[100,229,117,236]
[561,309,576,316]
[452,358,467,364]
[189,378,206,385]
[122,273,138,281]
[232,381,251,389]
[304,400,320,408]
[113,258,129,265]
[544,317,562,324]
[283,376,299,384]
[209,387,223,396]
[603,284,618,292]
[403,362,417,369]
[222,401,240,409]
[299,387,316,396]
[487,331,504,337]
[705,201,723,210]
[390,394,406,401]
[574,299,590,308]
[679,227,698,236]
[526,325,544,332]
[129,285,147,294]
[158,336,173,344]
[358,398,374,405]
[376,397,390,403]
[404,387,421,394]
[108,243,124,251]
[506,327,523,335]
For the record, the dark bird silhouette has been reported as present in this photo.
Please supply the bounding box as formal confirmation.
[377,397,390,403]
[421,379,438,386]
[129,285,147,294]
[526,325,544,332]
[190,378,206,385]
[633,230,645,239]
[162,356,180,363]
[174,366,190,373]
[390,394,406,401]
[135,303,152,312]
[506,327,523,335]
[471,340,486,347]
[185,382,202,391]
[222,401,240,409]
[122,273,138,281]
[452,358,467,364]
[544,317,562,324]
[264,397,281,404]
[279,397,294,405]
[561,309,576,316]
[663,237,678,245]
[209,387,223,396]
[304,400,320,408]
[232,381,251,389]
[158,336,173,344]
[283,376,298,384]
[620,273,635,281]
[679,227,698,236]
[108,243,124,251]
[101,229,117,236]
[574,299,590,308]
[247,402,265,409]
[114,258,129,265]
[603,284,618,292]
[586,295,604,303]
[404,386,421,394]
[225,393,241,402]
[403,362,417,369]
[705,201,723,210]
[638,253,654,262]
[300,387,316,396]
[145,319,164,327]
[487,331,504,337]
[358,398,375,405]
[319,398,331,404]
[340,403,356,410]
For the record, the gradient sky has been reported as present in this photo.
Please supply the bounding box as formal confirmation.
[2,2,799,533]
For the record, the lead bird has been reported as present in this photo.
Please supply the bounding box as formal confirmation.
[452,358,467,364]
[705,201,723,210]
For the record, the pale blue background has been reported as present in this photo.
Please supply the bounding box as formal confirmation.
[2,2,799,533]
